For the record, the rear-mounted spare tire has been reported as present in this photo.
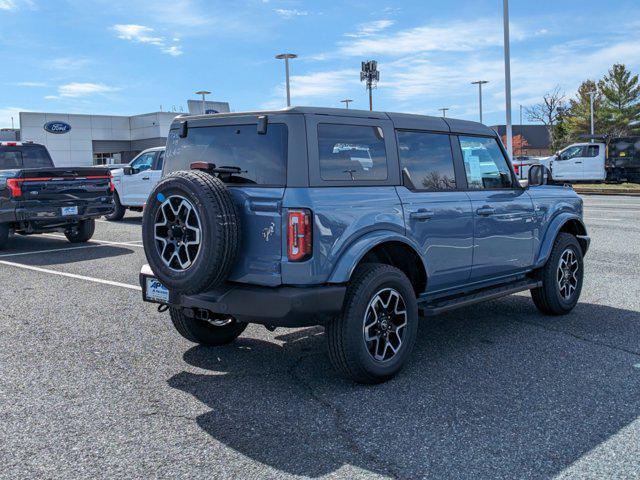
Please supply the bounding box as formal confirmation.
[142,170,241,295]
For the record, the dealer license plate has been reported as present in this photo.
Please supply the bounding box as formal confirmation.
[61,206,78,216]
[145,277,170,303]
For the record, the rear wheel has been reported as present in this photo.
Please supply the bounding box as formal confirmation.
[0,223,9,250]
[531,233,583,315]
[64,219,95,243]
[105,192,126,221]
[326,263,419,384]
[169,308,247,346]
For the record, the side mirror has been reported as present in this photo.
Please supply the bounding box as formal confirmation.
[528,164,549,187]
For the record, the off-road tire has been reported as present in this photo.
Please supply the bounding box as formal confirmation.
[142,170,241,295]
[326,263,419,384]
[170,308,247,346]
[531,233,584,315]
[105,192,126,221]
[0,223,9,250]
[64,219,95,243]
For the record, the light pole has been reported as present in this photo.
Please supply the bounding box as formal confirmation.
[439,108,449,118]
[340,99,353,109]
[195,90,211,115]
[587,90,597,141]
[360,60,380,111]
[471,80,488,123]
[275,53,297,107]
[503,0,513,159]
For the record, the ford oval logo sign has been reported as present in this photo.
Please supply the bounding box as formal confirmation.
[44,121,72,134]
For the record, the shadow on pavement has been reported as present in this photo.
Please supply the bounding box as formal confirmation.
[168,297,640,479]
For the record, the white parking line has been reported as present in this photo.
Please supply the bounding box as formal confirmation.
[0,259,142,291]
[40,233,144,248]
[0,243,108,258]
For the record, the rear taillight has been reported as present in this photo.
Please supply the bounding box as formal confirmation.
[109,172,115,192]
[513,164,520,174]
[287,209,312,262]
[6,178,22,197]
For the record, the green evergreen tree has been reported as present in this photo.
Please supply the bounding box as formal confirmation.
[598,64,640,136]
[565,80,606,141]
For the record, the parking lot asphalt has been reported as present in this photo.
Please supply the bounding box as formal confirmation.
[1,195,639,479]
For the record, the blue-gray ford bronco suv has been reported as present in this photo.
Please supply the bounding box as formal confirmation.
[140,107,589,384]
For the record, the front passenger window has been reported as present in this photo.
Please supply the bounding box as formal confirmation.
[131,152,155,172]
[460,136,515,189]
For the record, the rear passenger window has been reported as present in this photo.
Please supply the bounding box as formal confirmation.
[397,131,456,190]
[460,136,515,189]
[318,124,387,181]
[586,145,599,157]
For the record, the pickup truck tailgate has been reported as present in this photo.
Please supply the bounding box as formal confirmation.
[16,167,112,202]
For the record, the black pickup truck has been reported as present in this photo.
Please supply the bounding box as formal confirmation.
[0,141,114,249]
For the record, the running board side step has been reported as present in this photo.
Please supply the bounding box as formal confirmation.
[420,279,542,316]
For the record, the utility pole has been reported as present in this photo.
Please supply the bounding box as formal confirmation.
[11,116,14,129]
[195,90,211,115]
[588,90,597,141]
[503,0,513,159]
[275,53,298,107]
[471,80,489,123]
[360,60,380,111]
[340,99,353,109]
[439,108,449,118]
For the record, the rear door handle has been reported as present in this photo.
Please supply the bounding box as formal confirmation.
[575,161,582,164]
[142,176,150,180]
[410,209,435,221]
[476,206,496,216]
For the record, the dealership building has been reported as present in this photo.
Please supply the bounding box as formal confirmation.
[16,100,230,167]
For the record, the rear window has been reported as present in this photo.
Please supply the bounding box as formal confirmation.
[318,124,388,181]
[0,145,53,169]
[164,124,288,186]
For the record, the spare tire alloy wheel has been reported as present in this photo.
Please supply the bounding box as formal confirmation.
[154,195,202,271]
[363,288,408,362]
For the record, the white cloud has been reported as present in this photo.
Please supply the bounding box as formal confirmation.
[112,24,183,56]
[45,82,119,100]
[0,0,34,10]
[113,24,163,45]
[47,57,91,71]
[16,81,46,87]
[338,18,519,57]
[345,20,395,38]
[274,8,308,19]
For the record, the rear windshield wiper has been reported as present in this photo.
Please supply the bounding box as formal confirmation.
[190,162,256,184]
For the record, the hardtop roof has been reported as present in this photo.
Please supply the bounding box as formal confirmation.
[173,106,496,136]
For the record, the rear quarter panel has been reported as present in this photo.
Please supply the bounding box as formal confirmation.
[281,187,405,285]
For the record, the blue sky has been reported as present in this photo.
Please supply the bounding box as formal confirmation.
[1,0,639,128]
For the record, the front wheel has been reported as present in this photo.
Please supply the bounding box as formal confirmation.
[531,233,584,315]
[169,308,247,346]
[64,219,95,243]
[326,263,419,384]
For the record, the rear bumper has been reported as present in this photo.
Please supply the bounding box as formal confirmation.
[140,265,346,328]
[1,201,114,225]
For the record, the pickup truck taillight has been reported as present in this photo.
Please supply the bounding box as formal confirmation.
[6,178,22,197]
[287,209,312,262]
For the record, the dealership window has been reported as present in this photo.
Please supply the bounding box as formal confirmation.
[460,136,515,189]
[93,153,122,165]
[318,124,388,181]
[397,131,456,190]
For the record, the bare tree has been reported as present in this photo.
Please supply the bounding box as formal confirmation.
[525,86,566,150]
